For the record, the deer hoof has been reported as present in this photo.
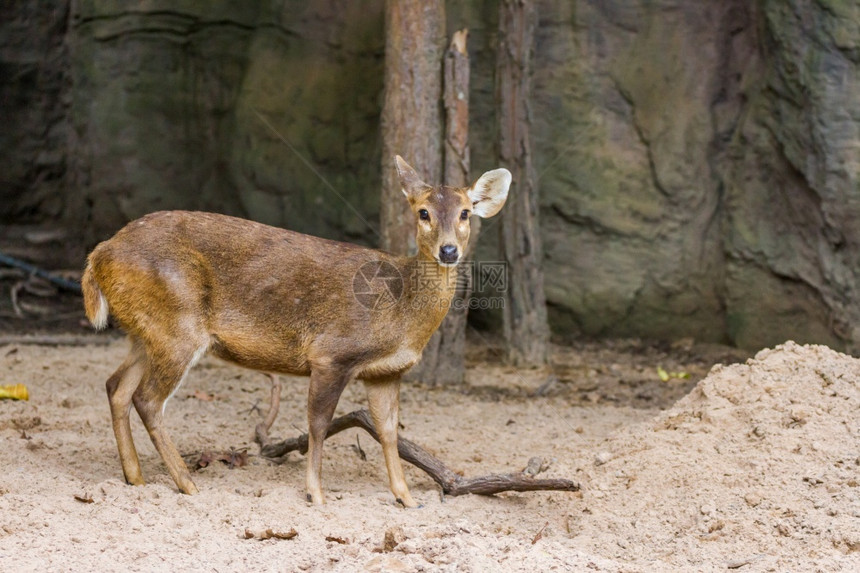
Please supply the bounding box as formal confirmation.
[395,497,422,509]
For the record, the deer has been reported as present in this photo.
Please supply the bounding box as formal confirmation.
[81,156,510,508]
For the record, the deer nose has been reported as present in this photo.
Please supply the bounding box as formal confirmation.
[439,244,459,264]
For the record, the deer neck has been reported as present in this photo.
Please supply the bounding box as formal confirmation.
[397,252,460,336]
[408,252,459,297]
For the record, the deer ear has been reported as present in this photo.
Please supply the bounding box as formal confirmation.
[395,155,429,201]
[467,168,511,218]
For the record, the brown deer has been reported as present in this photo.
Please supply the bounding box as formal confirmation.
[82,156,510,507]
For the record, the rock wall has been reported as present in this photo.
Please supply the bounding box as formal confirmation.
[1,0,858,351]
[719,1,860,350]
[62,0,385,245]
[531,0,731,343]
[0,0,69,221]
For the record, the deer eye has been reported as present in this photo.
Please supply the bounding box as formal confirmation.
[419,209,430,221]
[460,209,470,220]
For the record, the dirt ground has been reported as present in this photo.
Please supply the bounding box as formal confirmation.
[0,280,858,572]
[1,312,858,572]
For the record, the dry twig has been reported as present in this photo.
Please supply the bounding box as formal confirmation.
[254,374,281,447]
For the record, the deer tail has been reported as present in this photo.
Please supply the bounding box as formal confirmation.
[82,261,109,330]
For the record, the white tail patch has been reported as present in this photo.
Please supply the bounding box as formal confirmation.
[92,291,109,330]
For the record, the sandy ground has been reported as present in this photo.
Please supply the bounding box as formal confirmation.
[0,336,858,572]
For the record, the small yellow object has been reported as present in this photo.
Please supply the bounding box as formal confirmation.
[657,367,691,382]
[0,384,29,401]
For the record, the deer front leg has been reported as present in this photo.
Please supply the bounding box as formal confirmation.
[306,366,352,504]
[364,378,418,508]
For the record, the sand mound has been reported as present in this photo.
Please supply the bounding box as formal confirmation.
[577,342,860,570]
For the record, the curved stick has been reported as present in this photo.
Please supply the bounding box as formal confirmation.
[254,374,281,447]
[260,409,580,497]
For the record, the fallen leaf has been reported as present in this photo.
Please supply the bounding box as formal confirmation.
[224,449,248,469]
[74,494,94,504]
[531,521,549,544]
[194,451,216,471]
[657,366,690,381]
[264,528,298,540]
[193,449,248,471]
[0,384,28,401]
[244,528,298,541]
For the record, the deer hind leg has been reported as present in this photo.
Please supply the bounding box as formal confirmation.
[306,365,352,504]
[106,339,147,486]
[364,378,418,508]
[132,341,208,495]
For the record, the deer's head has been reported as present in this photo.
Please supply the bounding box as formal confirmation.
[395,155,510,266]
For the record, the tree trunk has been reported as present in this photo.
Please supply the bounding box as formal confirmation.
[496,0,549,367]
[379,0,445,256]
[409,29,473,385]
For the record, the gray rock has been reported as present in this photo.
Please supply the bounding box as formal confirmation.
[1,0,858,351]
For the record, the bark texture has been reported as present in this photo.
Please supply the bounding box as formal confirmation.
[379,0,445,255]
[409,29,473,385]
[496,0,549,366]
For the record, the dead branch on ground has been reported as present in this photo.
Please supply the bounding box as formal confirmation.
[257,408,579,497]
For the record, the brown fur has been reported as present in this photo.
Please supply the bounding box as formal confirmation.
[83,156,510,506]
